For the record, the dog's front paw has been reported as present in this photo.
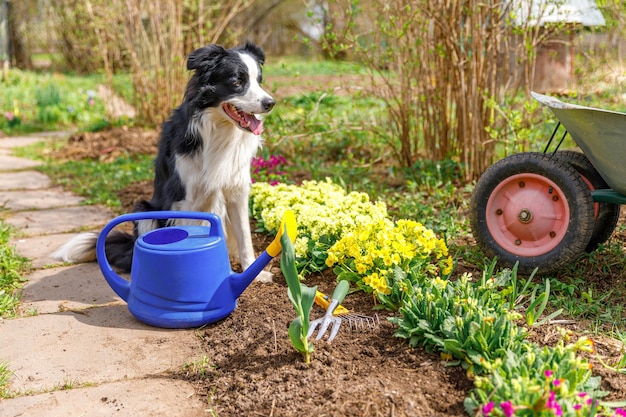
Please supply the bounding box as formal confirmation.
[255,270,274,283]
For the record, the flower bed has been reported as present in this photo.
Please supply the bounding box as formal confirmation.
[251,177,623,416]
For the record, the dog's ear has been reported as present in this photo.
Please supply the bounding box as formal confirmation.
[241,42,265,66]
[187,45,226,71]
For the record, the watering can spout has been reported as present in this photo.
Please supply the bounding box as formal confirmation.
[229,210,298,297]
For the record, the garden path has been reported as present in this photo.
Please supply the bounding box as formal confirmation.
[0,132,207,416]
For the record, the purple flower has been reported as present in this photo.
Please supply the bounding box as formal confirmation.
[500,401,515,417]
[251,154,288,185]
[553,404,562,416]
[482,401,494,415]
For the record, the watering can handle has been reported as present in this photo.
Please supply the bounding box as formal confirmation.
[96,211,223,301]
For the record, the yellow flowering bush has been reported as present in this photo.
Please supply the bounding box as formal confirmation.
[250,178,453,310]
[250,179,388,274]
[326,218,454,309]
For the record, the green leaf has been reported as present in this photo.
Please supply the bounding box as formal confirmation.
[300,284,317,332]
[467,349,485,365]
[443,339,465,358]
[533,308,564,327]
[288,318,306,353]
[281,230,301,306]
[424,333,445,347]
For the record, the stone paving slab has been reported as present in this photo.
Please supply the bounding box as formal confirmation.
[0,131,72,150]
[10,233,81,269]
[0,171,51,190]
[3,206,112,236]
[0,307,202,394]
[0,378,207,417]
[19,263,124,314]
[0,189,84,211]
[0,132,213,417]
[0,154,42,170]
[0,137,51,149]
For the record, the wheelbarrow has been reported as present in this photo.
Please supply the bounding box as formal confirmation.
[470,92,625,275]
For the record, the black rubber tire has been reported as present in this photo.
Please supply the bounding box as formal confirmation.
[553,150,620,252]
[470,152,595,276]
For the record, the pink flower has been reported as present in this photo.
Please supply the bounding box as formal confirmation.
[545,391,562,416]
[544,370,554,378]
[482,402,495,415]
[500,401,515,417]
[615,408,626,417]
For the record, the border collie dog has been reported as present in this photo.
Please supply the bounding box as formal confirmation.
[54,42,276,282]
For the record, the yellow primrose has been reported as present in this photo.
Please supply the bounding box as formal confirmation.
[250,178,453,308]
[432,277,448,289]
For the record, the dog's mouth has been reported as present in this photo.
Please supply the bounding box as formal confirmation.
[223,103,264,135]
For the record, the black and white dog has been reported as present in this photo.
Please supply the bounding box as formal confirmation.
[54,42,276,282]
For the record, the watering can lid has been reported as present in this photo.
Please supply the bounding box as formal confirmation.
[137,225,222,251]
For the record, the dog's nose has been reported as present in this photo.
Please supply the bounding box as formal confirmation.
[261,97,275,112]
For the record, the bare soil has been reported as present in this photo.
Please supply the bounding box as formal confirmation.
[50,119,626,416]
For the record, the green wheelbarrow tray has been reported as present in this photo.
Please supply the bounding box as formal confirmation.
[532,92,626,204]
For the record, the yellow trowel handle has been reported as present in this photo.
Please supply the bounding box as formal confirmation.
[314,290,350,315]
[266,210,297,257]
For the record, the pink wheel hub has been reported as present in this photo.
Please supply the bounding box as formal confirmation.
[485,173,570,257]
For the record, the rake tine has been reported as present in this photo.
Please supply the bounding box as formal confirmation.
[327,319,343,342]
[343,313,380,333]
[315,317,333,340]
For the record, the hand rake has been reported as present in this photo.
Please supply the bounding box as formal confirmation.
[312,282,380,339]
[307,280,350,342]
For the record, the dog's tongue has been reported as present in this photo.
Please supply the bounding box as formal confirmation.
[224,104,264,135]
[246,114,263,135]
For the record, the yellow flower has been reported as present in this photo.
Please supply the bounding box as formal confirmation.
[573,337,595,354]
[432,277,448,289]
[326,251,339,267]
[442,257,454,275]
[355,261,368,274]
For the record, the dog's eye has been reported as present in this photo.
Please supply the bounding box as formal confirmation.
[233,79,243,88]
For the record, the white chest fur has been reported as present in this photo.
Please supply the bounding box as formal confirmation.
[174,112,261,212]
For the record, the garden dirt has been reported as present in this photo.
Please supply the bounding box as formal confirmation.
[45,127,626,416]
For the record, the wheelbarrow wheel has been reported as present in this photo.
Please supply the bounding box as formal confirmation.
[470,152,595,275]
[553,150,620,252]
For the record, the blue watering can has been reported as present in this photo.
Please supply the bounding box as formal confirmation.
[96,210,296,329]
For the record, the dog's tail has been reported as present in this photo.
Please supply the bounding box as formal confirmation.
[52,231,136,273]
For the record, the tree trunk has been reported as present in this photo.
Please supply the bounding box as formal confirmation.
[7,0,33,69]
